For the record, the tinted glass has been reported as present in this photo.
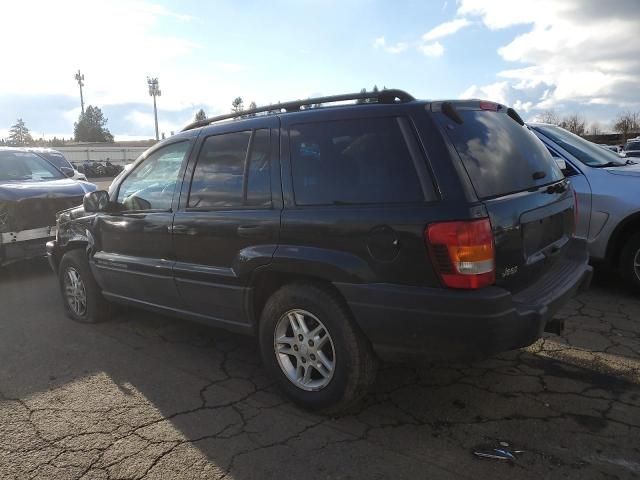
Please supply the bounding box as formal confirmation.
[246,129,271,207]
[534,125,625,167]
[117,141,190,211]
[625,141,640,150]
[437,111,563,199]
[0,151,64,181]
[40,152,72,170]
[188,131,250,208]
[290,117,428,205]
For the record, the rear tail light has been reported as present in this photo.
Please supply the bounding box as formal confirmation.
[426,218,495,289]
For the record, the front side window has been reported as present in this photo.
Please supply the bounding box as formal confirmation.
[188,129,271,208]
[290,117,431,206]
[117,141,190,211]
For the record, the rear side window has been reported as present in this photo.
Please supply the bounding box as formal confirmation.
[188,129,271,208]
[290,117,434,205]
[438,111,563,199]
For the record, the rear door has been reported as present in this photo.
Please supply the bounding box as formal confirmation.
[172,117,281,327]
[432,103,573,292]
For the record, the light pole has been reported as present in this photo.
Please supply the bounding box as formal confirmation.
[74,69,85,114]
[147,77,161,141]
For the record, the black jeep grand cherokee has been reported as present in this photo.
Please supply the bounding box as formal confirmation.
[47,90,591,413]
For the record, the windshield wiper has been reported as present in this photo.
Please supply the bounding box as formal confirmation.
[594,161,625,168]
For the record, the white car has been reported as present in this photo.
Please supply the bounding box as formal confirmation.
[27,148,88,182]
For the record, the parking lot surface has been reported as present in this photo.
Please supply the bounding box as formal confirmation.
[1,259,639,479]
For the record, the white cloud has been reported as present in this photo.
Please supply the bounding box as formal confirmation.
[373,36,409,54]
[456,0,640,112]
[419,42,444,58]
[212,62,248,74]
[422,18,471,41]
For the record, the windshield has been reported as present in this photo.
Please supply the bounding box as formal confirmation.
[0,151,65,181]
[625,141,640,151]
[534,125,625,167]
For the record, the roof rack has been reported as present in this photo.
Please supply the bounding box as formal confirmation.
[181,89,415,131]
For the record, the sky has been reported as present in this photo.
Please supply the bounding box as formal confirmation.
[1,0,638,140]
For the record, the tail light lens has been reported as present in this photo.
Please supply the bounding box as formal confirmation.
[426,218,495,289]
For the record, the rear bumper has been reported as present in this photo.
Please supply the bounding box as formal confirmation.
[335,238,592,361]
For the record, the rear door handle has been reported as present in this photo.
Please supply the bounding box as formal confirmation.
[237,225,269,237]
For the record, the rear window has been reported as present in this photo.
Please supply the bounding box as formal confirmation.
[437,110,563,199]
[626,141,640,151]
[290,117,435,206]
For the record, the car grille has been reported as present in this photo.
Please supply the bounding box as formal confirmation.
[3,196,83,232]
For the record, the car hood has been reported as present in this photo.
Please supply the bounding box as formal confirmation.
[604,163,640,177]
[0,178,95,202]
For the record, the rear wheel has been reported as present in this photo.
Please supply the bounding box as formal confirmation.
[58,249,112,323]
[620,232,640,290]
[259,283,377,415]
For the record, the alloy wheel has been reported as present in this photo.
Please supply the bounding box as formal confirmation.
[273,309,336,391]
[64,267,87,317]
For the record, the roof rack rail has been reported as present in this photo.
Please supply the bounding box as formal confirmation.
[181,89,415,131]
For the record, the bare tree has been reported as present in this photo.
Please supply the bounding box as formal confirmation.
[560,114,586,136]
[247,101,257,117]
[537,109,561,125]
[613,111,640,143]
[231,97,244,114]
[589,121,602,136]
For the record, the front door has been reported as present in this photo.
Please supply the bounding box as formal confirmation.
[172,120,280,327]
[91,140,193,308]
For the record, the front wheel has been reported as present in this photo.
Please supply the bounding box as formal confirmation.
[620,232,640,290]
[259,283,377,415]
[58,249,113,323]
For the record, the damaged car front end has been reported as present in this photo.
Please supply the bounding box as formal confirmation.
[0,148,96,266]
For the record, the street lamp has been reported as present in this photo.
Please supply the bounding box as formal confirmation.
[147,77,161,141]
[74,69,85,114]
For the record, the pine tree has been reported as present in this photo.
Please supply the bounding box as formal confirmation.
[74,106,114,142]
[8,119,34,146]
[194,109,207,122]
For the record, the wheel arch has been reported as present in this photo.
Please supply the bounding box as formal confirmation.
[606,211,640,267]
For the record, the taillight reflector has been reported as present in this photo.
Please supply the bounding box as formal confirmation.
[426,219,496,289]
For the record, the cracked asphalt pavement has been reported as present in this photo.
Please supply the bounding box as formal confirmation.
[1,259,639,479]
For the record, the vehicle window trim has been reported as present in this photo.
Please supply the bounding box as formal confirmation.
[288,115,438,207]
[114,139,192,214]
[185,128,273,211]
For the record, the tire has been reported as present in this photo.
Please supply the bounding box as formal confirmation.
[259,283,377,415]
[58,249,113,323]
[620,232,640,290]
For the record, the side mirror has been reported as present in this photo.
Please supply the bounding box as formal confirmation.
[83,190,110,213]
[554,158,567,171]
[60,166,75,178]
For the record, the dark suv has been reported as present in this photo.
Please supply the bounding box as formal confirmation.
[47,90,592,413]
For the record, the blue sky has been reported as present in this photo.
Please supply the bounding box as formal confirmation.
[1,0,638,140]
